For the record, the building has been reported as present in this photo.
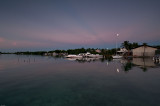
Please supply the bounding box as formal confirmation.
[95,49,101,53]
[117,48,128,54]
[116,48,133,57]
[132,45,157,57]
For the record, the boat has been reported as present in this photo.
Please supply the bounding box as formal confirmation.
[65,52,103,58]
[112,55,123,59]
[153,54,160,63]
[65,54,83,58]
[85,52,103,58]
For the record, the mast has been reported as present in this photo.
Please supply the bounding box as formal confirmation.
[116,34,119,55]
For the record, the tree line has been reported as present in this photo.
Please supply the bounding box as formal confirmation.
[1,41,159,56]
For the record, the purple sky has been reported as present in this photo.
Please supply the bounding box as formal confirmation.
[0,0,160,51]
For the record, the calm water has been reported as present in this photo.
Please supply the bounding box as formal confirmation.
[0,54,160,106]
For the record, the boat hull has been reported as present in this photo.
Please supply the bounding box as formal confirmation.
[86,55,103,58]
[65,55,83,58]
[112,55,123,59]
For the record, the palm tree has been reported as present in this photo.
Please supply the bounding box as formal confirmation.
[121,41,130,50]
[132,42,139,49]
[121,41,131,56]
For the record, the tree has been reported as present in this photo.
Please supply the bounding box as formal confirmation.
[132,42,139,49]
[121,41,139,50]
[121,41,130,50]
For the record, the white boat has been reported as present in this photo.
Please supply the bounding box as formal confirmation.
[112,55,123,59]
[65,52,103,58]
[65,54,83,58]
[153,55,160,63]
[85,52,103,58]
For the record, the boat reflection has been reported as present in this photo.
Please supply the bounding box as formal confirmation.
[66,57,160,72]
[66,57,104,63]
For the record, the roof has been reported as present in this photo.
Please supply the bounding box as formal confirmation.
[132,45,157,50]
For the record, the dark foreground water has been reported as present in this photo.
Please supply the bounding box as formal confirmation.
[0,54,160,106]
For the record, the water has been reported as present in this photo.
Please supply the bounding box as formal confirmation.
[0,54,160,106]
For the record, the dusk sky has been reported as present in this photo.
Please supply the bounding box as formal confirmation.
[0,0,160,51]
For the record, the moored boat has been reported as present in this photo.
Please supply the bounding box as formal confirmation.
[65,54,83,58]
[153,55,160,63]
[84,52,103,58]
[112,55,123,59]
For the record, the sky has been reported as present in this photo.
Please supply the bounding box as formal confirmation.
[0,0,160,52]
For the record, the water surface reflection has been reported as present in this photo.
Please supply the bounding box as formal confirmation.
[0,55,160,106]
[66,57,160,72]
